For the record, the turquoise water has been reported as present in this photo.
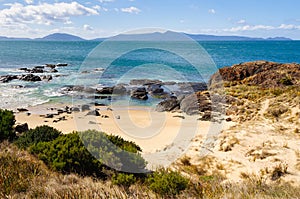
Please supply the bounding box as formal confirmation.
[0,40,299,109]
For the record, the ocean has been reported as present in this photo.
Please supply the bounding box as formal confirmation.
[0,40,300,109]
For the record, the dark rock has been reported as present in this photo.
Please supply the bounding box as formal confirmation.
[17,108,28,112]
[131,87,148,100]
[180,91,212,115]
[226,117,232,122]
[26,112,31,116]
[50,69,58,73]
[173,115,185,119]
[96,87,114,95]
[209,61,300,88]
[102,115,109,118]
[201,111,212,121]
[57,63,68,67]
[94,103,106,107]
[0,75,18,83]
[81,104,91,111]
[130,79,162,85]
[30,68,44,73]
[113,85,127,95]
[156,98,179,112]
[115,115,121,119]
[15,123,29,133]
[86,110,101,116]
[71,107,80,112]
[57,109,64,114]
[19,74,41,82]
[46,64,56,69]
[41,75,52,81]
[45,114,54,118]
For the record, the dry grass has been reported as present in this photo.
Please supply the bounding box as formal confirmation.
[1,141,300,199]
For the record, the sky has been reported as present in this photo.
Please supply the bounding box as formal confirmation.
[0,0,300,39]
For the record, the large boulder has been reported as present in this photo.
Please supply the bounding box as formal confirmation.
[113,85,127,95]
[86,110,101,116]
[180,91,211,115]
[131,87,148,100]
[156,98,179,112]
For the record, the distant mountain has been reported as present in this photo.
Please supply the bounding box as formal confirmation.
[0,36,31,41]
[185,34,292,41]
[36,33,85,41]
[0,32,293,41]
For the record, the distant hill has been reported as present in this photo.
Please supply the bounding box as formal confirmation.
[0,32,293,41]
[0,36,31,41]
[185,34,292,41]
[36,33,85,41]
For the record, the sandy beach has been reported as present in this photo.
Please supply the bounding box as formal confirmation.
[14,102,233,169]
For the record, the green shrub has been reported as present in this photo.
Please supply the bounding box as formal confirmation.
[112,173,137,188]
[30,132,104,177]
[146,169,188,196]
[80,130,146,173]
[30,130,146,176]
[15,125,61,149]
[0,109,15,141]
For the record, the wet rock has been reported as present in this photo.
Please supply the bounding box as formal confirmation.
[45,114,54,118]
[17,108,28,112]
[94,103,106,107]
[131,87,148,100]
[86,110,101,116]
[19,74,41,82]
[50,69,58,73]
[96,87,114,95]
[57,63,68,67]
[156,98,179,112]
[41,75,52,81]
[0,75,18,83]
[46,64,56,69]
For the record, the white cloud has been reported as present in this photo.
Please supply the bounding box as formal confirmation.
[121,6,141,14]
[24,0,34,4]
[223,24,300,32]
[0,2,99,26]
[208,9,216,14]
[99,0,114,3]
[237,19,246,24]
[83,24,94,31]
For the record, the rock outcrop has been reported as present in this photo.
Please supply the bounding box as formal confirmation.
[209,61,300,88]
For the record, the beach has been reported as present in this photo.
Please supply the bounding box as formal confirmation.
[14,102,235,169]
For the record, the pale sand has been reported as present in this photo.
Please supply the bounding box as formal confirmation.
[14,103,233,169]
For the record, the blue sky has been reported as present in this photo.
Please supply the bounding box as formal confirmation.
[0,0,300,39]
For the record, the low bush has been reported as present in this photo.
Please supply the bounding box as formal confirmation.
[0,109,15,141]
[146,169,188,196]
[15,125,61,149]
[30,132,104,177]
[112,173,137,188]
